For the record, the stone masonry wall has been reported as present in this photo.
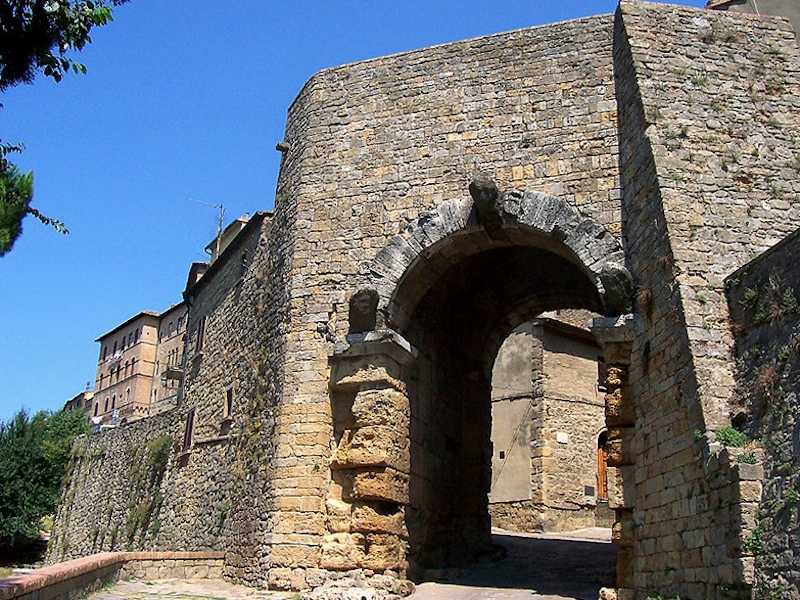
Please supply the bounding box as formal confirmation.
[726,228,800,600]
[271,14,621,582]
[48,4,800,597]
[613,2,800,597]
[619,1,800,430]
[180,213,287,588]
[46,409,232,562]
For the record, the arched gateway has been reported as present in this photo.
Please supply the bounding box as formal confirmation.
[325,176,638,585]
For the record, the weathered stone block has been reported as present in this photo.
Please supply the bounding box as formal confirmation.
[270,544,320,568]
[606,427,636,467]
[352,389,409,430]
[320,533,366,570]
[351,468,409,504]
[605,387,635,427]
[268,567,294,590]
[362,534,406,571]
[325,499,352,533]
[352,502,406,537]
[333,427,410,472]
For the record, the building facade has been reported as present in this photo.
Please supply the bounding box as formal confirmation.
[93,312,160,424]
[489,315,613,533]
[91,304,187,425]
[150,303,188,415]
[63,390,94,415]
[49,3,800,599]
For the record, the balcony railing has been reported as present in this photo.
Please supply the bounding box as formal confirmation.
[162,365,184,381]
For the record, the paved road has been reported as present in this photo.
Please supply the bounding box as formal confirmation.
[409,529,616,600]
[87,529,615,600]
[88,579,290,599]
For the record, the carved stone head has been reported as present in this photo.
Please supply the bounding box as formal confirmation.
[348,288,379,334]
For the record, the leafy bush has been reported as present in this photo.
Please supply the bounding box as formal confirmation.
[0,409,88,545]
[742,527,763,555]
[737,452,758,464]
[145,435,172,475]
[715,426,748,448]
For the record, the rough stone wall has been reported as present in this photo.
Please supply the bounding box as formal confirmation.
[180,213,288,588]
[726,228,800,600]
[273,16,621,580]
[46,410,230,562]
[619,0,800,430]
[613,2,800,597]
[710,0,800,38]
[48,213,286,590]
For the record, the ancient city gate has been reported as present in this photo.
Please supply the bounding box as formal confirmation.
[325,176,639,585]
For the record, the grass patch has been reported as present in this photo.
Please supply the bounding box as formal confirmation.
[716,426,749,448]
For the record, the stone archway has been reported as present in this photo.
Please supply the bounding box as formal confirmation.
[326,177,638,594]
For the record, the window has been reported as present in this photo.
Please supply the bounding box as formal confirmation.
[124,360,129,377]
[131,357,136,374]
[112,341,117,354]
[196,317,206,352]
[177,316,184,332]
[182,408,195,451]
[94,403,99,416]
[104,398,109,412]
[224,387,234,419]
[102,346,108,360]
[99,374,105,389]
[111,395,116,410]
[126,388,130,403]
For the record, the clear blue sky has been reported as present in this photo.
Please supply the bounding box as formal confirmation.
[0,0,704,422]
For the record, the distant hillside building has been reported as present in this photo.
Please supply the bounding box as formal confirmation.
[150,302,188,415]
[92,303,187,425]
[63,390,94,414]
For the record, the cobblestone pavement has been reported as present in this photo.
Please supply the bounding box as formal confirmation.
[88,530,614,600]
[87,579,294,599]
[409,529,616,600]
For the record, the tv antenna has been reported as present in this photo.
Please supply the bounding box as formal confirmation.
[193,199,225,260]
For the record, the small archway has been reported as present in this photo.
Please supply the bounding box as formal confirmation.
[327,177,636,593]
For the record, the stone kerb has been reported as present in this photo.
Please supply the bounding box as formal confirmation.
[367,186,631,332]
[0,552,224,600]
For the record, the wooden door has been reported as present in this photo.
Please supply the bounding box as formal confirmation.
[597,442,608,501]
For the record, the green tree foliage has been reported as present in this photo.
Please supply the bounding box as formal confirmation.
[0,409,89,545]
[0,0,129,255]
